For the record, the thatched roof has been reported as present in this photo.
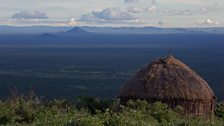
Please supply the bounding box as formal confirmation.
[118,55,215,102]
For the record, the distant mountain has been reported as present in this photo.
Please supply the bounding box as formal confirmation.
[40,33,54,37]
[81,26,164,34]
[80,27,202,34]
[1,25,224,35]
[65,27,88,34]
[64,26,194,34]
[39,33,55,38]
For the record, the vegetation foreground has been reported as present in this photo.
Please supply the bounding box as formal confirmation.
[1,92,224,126]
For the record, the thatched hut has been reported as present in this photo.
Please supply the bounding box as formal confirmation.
[118,55,216,117]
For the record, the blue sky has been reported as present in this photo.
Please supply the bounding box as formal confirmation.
[0,0,223,27]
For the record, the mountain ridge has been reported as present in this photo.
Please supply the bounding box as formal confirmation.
[1,25,224,34]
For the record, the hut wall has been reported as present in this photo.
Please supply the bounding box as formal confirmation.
[120,97,215,117]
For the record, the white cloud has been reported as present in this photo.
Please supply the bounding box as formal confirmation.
[67,18,77,26]
[92,7,135,20]
[127,4,224,16]
[161,8,193,16]
[79,14,100,23]
[12,11,48,19]
[158,20,168,26]
[1,0,224,27]
[196,4,224,14]
[147,6,157,12]
[10,10,77,26]
[127,7,145,13]
[127,6,157,13]
[197,19,219,26]
[127,6,193,16]
[151,0,157,4]
[79,7,136,24]
[8,18,77,26]
[124,0,141,3]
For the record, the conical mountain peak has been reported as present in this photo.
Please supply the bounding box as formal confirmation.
[66,27,87,33]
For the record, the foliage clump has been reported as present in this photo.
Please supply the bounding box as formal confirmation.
[0,93,223,126]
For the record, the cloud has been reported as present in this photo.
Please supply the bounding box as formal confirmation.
[158,20,168,26]
[79,14,100,23]
[127,4,224,16]
[12,11,48,19]
[67,18,77,26]
[124,0,156,4]
[10,10,77,26]
[92,7,135,20]
[127,6,157,13]
[124,0,141,3]
[151,0,157,4]
[127,6,193,16]
[197,19,219,26]
[161,8,193,16]
[196,4,224,14]
[10,18,77,26]
[79,7,136,24]
[127,7,144,13]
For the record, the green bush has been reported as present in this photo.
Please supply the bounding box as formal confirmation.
[215,103,224,119]
[0,95,224,126]
[0,101,13,125]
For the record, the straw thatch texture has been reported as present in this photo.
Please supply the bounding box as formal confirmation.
[118,55,215,117]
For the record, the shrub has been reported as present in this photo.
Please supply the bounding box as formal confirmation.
[0,95,224,126]
[215,103,224,119]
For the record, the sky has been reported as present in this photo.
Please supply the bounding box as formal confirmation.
[0,0,223,27]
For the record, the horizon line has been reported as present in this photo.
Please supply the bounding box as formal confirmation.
[0,25,224,29]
